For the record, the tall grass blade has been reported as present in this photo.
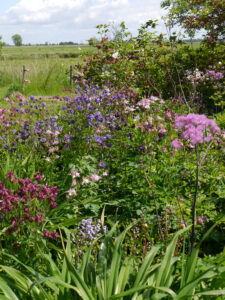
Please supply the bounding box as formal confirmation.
[155,227,190,287]
[0,280,19,300]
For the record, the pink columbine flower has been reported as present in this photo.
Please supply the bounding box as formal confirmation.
[72,179,77,186]
[49,147,58,153]
[180,220,186,228]
[71,169,80,178]
[82,177,90,184]
[90,174,101,182]
[67,188,76,197]
[197,216,204,225]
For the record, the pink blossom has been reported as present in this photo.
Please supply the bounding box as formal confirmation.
[35,215,42,223]
[174,114,220,145]
[165,112,172,118]
[82,177,90,184]
[72,179,77,186]
[71,169,80,178]
[171,138,183,149]
[197,217,204,225]
[90,174,101,182]
[49,147,58,153]
[67,188,76,197]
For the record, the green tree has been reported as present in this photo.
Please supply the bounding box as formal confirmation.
[0,36,3,56]
[161,0,225,47]
[12,34,22,46]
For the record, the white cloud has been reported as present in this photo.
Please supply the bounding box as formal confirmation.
[0,0,167,44]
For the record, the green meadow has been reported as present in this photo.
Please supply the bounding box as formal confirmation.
[0,45,95,98]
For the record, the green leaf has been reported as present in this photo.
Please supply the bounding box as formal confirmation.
[60,229,95,300]
[195,290,225,296]
[133,245,160,287]
[110,285,177,299]
[115,257,133,294]
[155,227,190,287]
[0,280,19,300]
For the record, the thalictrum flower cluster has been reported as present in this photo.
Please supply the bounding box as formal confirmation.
[172,114,220,147]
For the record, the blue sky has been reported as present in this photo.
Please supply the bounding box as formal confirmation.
[0,0,169,44]
[0,0,17,14]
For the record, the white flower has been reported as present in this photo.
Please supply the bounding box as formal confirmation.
[112,52,119,59]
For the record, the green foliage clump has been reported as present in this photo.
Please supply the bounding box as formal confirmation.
[12,34,23,46]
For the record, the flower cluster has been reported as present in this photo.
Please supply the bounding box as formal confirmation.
[186,69,224,85]
[0,172,58,234]
[43,229,59,240]
[186,69,203,84]
[66,166,107,199]
[172,114,220,147]
[205,70,224,81]
[137,96,164,109]
[78,217,106,241]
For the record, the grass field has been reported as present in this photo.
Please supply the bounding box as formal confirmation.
[0,45,95,98]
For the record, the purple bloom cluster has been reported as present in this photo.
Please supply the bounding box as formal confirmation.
[173,114,220,146]
[79,217,106,241]
[205,70,224,81]
[92,134,111,145]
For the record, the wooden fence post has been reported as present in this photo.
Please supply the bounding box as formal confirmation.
[70,65,73,89]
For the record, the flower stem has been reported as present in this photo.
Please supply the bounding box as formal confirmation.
[190,145,199,254]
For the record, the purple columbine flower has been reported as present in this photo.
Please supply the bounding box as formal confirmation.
[98,162,106,168]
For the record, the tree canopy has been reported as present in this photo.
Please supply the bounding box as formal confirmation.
[12,34,22,46]
[161,0,225,46]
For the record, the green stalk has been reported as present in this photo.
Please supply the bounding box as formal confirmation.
[190,145,199,254]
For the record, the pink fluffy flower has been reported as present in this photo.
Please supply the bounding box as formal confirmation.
[171,138,184,149]
[174,114,220,146]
